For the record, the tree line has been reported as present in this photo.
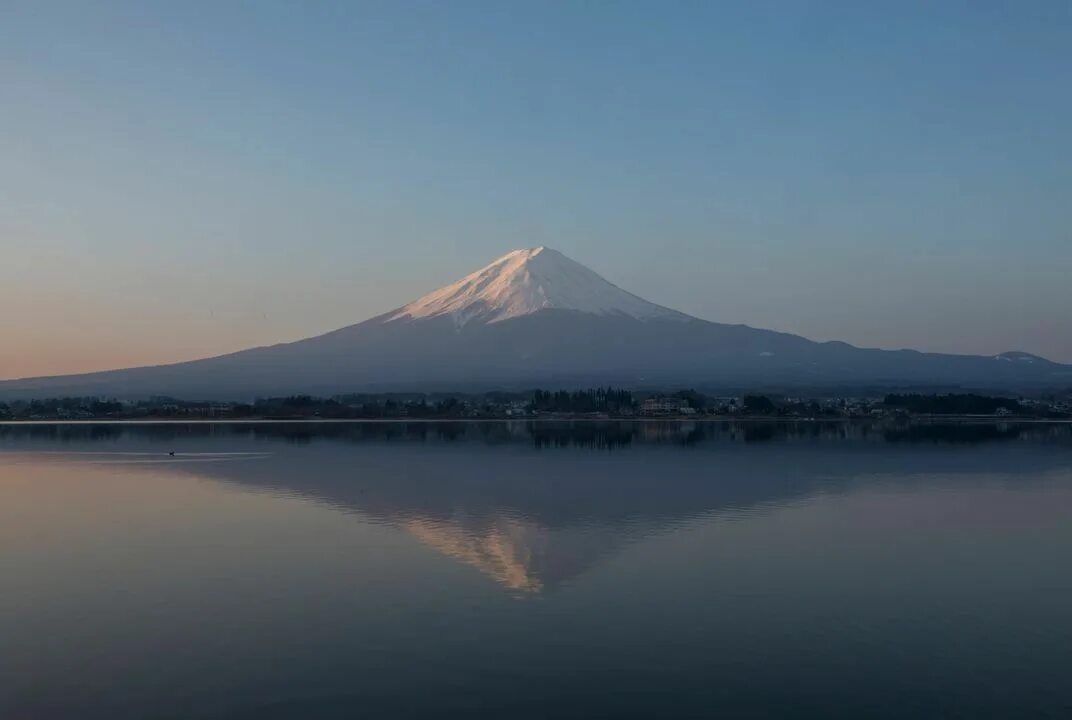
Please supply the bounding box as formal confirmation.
[882,393,1022,415]
[530,387,634,413]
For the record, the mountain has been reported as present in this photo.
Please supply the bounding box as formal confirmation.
[1,247,1069,399]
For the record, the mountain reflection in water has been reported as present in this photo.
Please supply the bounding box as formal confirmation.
[3,421,1069,594]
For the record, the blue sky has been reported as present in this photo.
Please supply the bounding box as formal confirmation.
[2,0,1070,377]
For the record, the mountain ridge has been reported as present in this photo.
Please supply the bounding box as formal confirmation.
[0,248,1068,399]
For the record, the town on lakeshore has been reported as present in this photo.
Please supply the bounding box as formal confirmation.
[3,389,1071,422]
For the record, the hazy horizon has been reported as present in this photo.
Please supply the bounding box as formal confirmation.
[3,2,1071,379]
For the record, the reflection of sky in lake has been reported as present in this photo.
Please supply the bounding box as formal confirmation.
[2,422,1072,718]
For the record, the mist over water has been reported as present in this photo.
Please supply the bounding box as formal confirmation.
[2,422,1072,719]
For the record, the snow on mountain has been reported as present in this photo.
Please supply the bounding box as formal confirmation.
[386,247,690,326]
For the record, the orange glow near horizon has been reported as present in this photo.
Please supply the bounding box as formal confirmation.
[1,299,293,380]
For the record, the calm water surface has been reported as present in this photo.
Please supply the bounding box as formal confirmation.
[2,421,1071,719]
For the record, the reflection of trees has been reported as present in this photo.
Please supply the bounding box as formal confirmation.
[883,423,1022,444]
[2,420,1069,449]
[743,424,776,443]
[531,423,635,450]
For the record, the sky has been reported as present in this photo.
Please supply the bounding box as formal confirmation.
[2,0,1071,379]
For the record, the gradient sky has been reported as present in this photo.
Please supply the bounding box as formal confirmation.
[2,1,1071,379]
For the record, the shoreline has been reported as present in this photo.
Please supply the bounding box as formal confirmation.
[2,415,1070,426]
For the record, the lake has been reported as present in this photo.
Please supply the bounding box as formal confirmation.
[2,421,1071,719]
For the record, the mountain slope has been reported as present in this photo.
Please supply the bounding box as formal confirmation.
[386,246,689,326]
[1,248,1068,399]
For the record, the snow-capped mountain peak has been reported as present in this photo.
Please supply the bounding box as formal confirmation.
[386,247,690,326]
